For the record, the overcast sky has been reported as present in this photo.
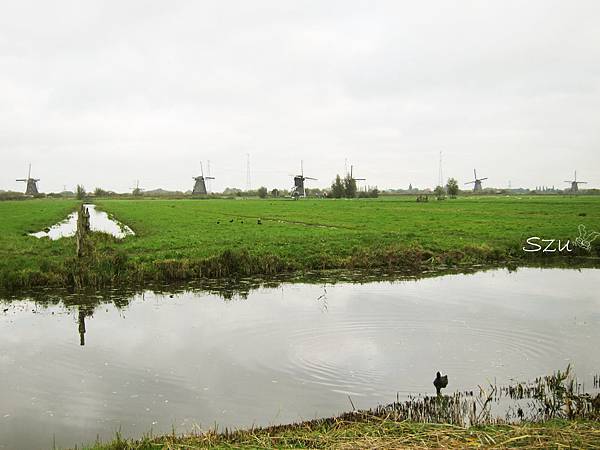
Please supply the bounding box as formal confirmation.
[1,0,599,193]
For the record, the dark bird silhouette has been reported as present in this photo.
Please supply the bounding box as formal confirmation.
[229,219,234,223]
[257,219,262,225]
[433,371,448,396]
[217,221,220,224]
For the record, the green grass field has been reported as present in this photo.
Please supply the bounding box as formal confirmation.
[1,195,599,289]
[0,199,78,285]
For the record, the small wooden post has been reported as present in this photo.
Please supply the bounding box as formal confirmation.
[75,204,90,257]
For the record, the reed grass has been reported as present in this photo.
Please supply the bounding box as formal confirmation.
[82,419,600,449]
[81,367,600,449]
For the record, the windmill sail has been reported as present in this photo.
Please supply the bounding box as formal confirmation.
[564,170,587,192]
[291,161,316,198]
[16,164,40,195]
[464,168,486,192]
[192,161,215,195]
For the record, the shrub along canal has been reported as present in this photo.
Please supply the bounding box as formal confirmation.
[0,268,599,449]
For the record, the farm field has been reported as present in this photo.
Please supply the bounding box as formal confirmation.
[0,199,78,285]
[1,195,599,289]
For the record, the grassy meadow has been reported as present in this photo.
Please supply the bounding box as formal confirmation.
[1,195,599,289]
[0,199,78,286]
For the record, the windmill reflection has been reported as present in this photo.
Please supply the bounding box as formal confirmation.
[77,307,94,346]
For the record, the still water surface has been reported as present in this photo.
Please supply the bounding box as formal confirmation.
[0,268,599,449]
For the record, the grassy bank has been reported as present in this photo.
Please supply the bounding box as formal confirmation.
[82,365,600,449]
[85,418,600,449]
[1,196,599,289]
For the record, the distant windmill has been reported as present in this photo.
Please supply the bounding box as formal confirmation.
[131,180,143,196]
[564,170,587,192]
[291,161,317,199]
[192,161,215,195]
[16,164,40,195]
[464,169,488,192]
[349,165,366,190]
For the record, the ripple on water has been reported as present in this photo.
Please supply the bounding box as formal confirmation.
[243,307,571,397]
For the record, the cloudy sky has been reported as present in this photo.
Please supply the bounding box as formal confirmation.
[1,1,599,193]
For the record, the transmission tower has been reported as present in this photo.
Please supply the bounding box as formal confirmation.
[438,151,443,187]
[246,153,251,191]
[207,160,212,193]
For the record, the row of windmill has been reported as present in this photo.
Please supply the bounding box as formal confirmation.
[14,164,590,196]
[464,169,588,192]
[12,161,343,197]
[192,164,588,196]
[191,160,365,198]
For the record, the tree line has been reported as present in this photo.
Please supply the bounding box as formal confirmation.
[329,174,378,198]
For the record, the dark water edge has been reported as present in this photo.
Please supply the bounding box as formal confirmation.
[2,258,599,304]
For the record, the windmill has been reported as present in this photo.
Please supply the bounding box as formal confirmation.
[192,161,215,195]
[348,165,366,191]
[16,164,40,195]
[564,170,587,192]
[291,161,317,199]
[464,169,488,192]
[131,180,143,196]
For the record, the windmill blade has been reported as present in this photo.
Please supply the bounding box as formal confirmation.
[479,177,488,181]
[578,181,588,184]
[304,176,317,180]
[354,178,366,181]
[205,176,215,180]
[465,181,475,184]
[16,179,27,182]
[473,169,477,179]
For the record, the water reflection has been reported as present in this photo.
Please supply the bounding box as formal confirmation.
[29,204,134,240]
[78,307,94,346]
[0,268,599,450]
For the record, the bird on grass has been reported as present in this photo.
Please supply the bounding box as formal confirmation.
[257,219,262,225]
[229,219,234,223]
[433,371,448,396]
